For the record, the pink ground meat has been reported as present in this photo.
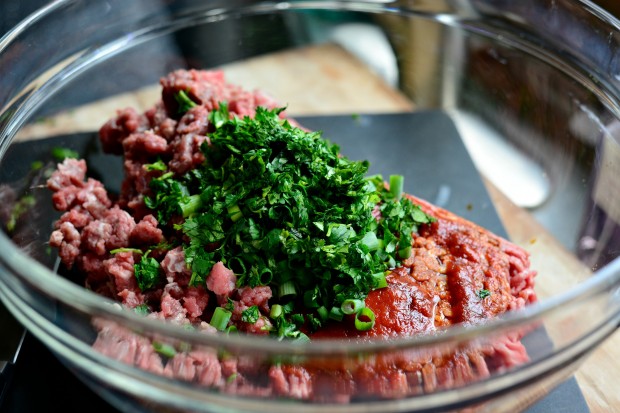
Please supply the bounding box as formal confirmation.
[49,221,81,268]
[161,247,192,285]
[99,107,149,154]
[92,319,164,375]
[130,214,164,246]
[206,261,236,297]
[122,131,169,157]
[47,158,87,191]
[103,251,136,292]
[145,102,177,141]
[168,133,208,175]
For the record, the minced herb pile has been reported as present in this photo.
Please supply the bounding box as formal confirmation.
[140,102,435,339]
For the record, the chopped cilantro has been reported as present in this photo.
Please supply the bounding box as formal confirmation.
[477,289,491,299]
[145,173,185,223]
[134,304,150,316]
[30,160,44,171]
[134,255,161,291]
[6,195,35,233]
[241,306,260,324]
[51,147,79,161]
[144,159,167,172]
[175,90,197,114]
[274,315,306,341]
[224,298,235,312]
[143,104,435,339]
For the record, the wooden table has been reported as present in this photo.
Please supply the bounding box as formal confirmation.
[15,43,618,413]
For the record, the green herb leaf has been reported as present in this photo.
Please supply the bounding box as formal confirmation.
[134,304,150,316]
[224,298,235,312]
[144,159,167,172]
[51,147,79,161]
[175,90,197,114]
[241,305,260,324]
[134,255,161,291]
[477,289,491,299]
[152,341,177,358]
[6,195,35,233]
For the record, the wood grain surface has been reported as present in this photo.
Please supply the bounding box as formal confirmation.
[14,43,617,413]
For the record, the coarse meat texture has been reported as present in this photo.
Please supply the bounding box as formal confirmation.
[46,69,537,402]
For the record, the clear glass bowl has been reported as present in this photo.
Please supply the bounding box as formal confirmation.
[1,1,620,412]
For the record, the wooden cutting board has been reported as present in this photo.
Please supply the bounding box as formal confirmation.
[14,43,616,413]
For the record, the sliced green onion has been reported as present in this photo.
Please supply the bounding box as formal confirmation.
[398,246,412,259]
[227,256,247,275]
[227,373,238,384]
[152,341,177,358]
[210,307,232,331]
[294,333,311,343]
[227,204,243,222]
[341,299,364,315]
[225,325,238,334]
[317,306,329,322]
[389,175,404,200]
[110,247,143,255]
[278,281,297,298]
[259,267,273,285]
[180,194,202,217]
[329,306,344,321]
[175,90,197,113]
[270,304,283,319]
[354,307,376,331]
[371,271,388,289]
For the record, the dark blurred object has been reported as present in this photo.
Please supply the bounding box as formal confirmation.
[593,0,620,17]
[0,305,25,406]
[2,332,115,413]
[0,1,49,36]
[0,1,186,117]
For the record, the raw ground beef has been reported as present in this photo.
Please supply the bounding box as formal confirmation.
[47,69,537,403]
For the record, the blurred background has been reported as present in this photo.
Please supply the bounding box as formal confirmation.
[2,0,619,46]
[596,0,620,15]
